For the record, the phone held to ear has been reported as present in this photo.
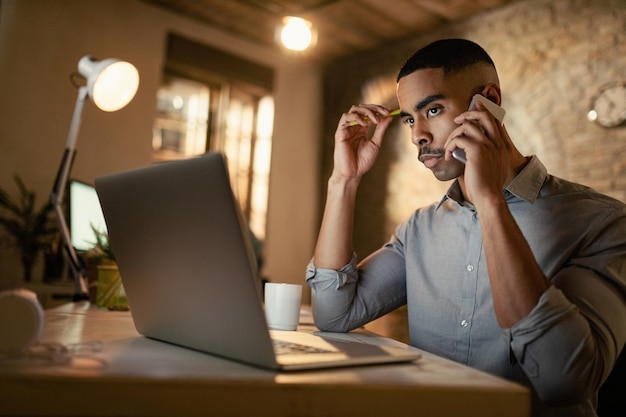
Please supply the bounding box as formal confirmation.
[452,94,506,164]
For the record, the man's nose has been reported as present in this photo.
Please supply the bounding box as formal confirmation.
[411,124,431,146]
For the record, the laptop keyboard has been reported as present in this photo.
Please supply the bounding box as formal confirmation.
[272,340,334,355]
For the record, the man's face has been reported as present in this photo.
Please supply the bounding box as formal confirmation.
[396,68,478,181]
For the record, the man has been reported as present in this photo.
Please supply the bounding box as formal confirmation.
[306,39,626,416]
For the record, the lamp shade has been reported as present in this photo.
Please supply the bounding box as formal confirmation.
[78,56,139,112]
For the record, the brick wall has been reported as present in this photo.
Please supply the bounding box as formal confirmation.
[322,0,626,258]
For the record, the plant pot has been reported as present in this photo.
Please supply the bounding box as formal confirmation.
[96,264,128,311]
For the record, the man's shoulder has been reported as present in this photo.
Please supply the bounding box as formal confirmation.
[541,174,625,209]
[535,174,626,228]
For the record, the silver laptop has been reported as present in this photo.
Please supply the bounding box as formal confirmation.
[94,152,420,371]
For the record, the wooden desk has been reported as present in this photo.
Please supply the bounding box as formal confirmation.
[0,303,530,417]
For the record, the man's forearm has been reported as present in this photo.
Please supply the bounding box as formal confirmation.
[479,196,550,328]
[313,175,361,270]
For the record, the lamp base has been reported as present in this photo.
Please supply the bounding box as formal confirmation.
[72,292,90,302]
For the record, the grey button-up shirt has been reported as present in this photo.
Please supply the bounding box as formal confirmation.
[307,157,626,417]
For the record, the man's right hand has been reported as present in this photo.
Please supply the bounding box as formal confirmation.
[332,104,395,181]
[313,104,395,270]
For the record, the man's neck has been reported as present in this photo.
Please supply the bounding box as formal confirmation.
[458,154,530,204]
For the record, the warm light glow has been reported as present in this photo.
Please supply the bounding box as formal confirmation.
[249,96,274,239]
[152,77,209,160]
[587,109,598,122]
[91,61,139,111]
[78,56,139,112]
[279,16,315,51]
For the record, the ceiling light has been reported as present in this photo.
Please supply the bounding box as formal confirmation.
[278,16,316,52]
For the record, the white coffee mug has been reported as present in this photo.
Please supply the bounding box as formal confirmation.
[264,283,302,331]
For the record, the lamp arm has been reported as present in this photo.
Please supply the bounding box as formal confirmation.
[50,87,89,300]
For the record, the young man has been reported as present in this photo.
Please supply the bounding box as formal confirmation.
[306,39,626,416]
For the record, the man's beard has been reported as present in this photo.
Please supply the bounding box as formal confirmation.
[418,146,445,159]
[419,146,464,181]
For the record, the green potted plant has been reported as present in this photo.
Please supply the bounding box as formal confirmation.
[85,227,127,311]
[85,226,115,265]
[0,175,57,282]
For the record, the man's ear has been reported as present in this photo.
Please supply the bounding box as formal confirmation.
[481,84,502,106]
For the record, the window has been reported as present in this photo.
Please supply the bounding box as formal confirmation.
[223,93,273,239]
[153,76,210,161]
[153,34,275,240]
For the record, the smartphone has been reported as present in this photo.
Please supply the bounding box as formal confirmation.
[452,94,506,164]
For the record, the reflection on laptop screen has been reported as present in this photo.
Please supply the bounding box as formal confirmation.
[69,180,107,252]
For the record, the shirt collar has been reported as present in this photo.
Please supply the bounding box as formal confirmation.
[437,181,462,210]
[436,156,548,209]
[504,156,547,203]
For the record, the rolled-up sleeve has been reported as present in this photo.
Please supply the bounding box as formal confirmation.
[506,213,626,406]
[306,254,360,331]
[306,244,408,332]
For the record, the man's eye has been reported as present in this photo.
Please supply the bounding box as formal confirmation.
[427,107,441,117]
[402,117,414,127]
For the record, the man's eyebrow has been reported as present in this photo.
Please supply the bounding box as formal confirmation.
[400,94,445,118]
[415,94,445,110]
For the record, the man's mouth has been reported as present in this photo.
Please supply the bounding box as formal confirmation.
[419,148,445,169]
[420,155,441,169]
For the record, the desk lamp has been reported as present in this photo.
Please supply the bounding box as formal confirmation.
[50,56,139,300]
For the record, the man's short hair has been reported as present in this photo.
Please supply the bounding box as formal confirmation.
[397,39,496,82]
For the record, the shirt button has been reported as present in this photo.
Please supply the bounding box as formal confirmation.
[460,319,469,328]
[466,265,474,272]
